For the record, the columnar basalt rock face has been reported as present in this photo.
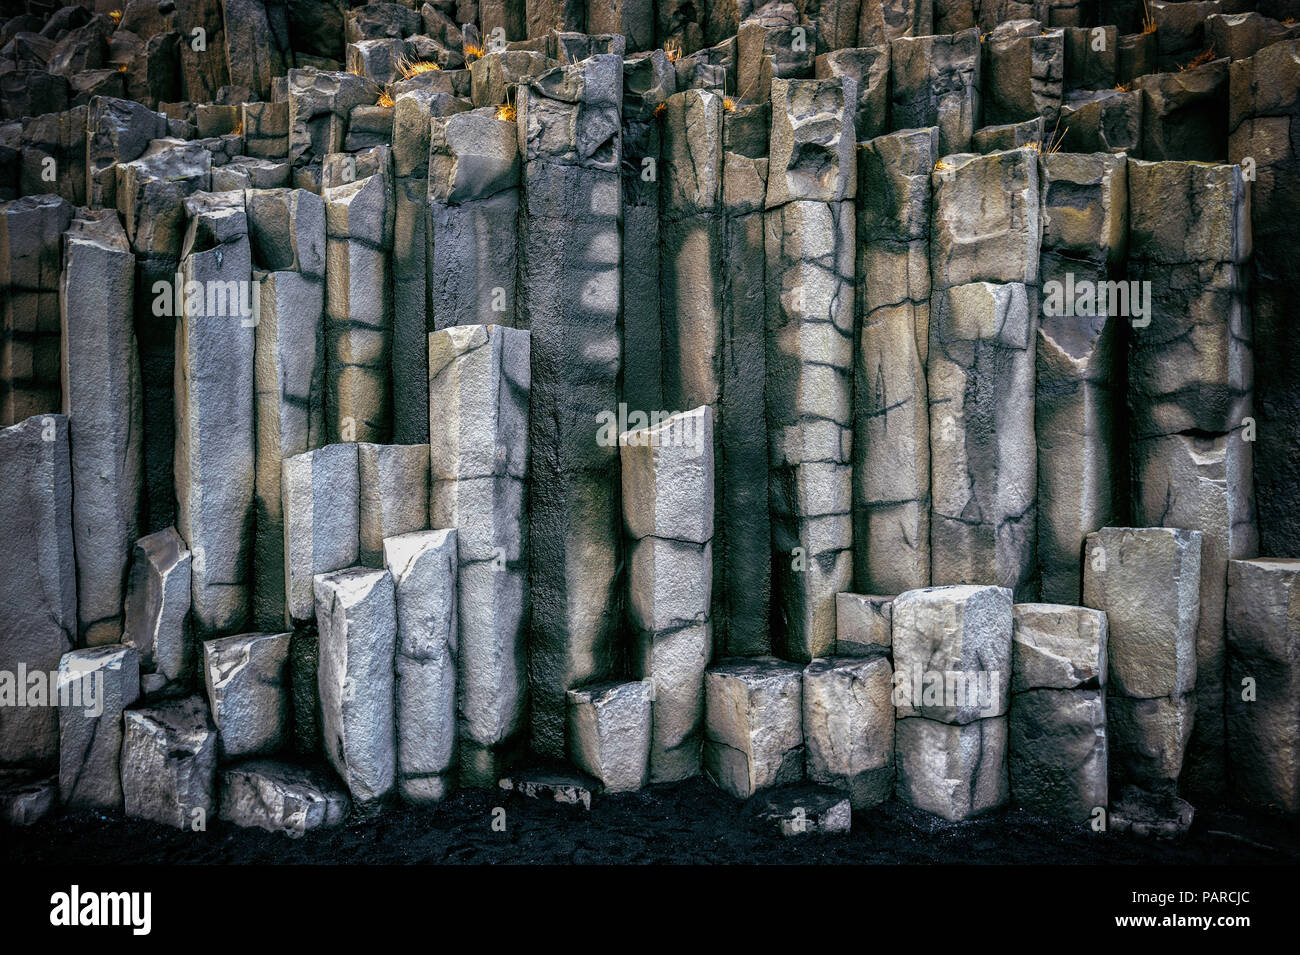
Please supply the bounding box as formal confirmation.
[0,414,75,767]
[623,407,714,782]
[1035,152,1127,605]
[174,190,255,640]
[427,323,531,784]
[518,54,624,759]
[1225,558,1300,813]
[5,0,1300,845]
[1127,159,1257,800]
[313,566,397,807]
[57,644,139,810]
[854,127,935,595]
[928,148,1039,598]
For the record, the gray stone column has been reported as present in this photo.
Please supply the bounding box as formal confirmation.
[1036,153,1127,604]
[60,208,142,646]
[174,191,255,639]
[0,414,74,767]
[854,127,935,595]
[517,54,624,757]
[248,187,327,630]
[764,76,856,663]
[428,324,531,783]
[928,147,1040,599]
[1127,159,1258,800]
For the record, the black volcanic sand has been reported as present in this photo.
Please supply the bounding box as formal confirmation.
[5,777,1300,864]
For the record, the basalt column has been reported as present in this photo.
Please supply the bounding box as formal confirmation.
[854,126,936,595]
[517,54,624,757]
[623,407,714,782]
[427,324,532,785]
[764,75,856,663]
[117,139,212,535]
[392,91,435,445]
[928,147,1040,599]
[720,98,772,657]
[248,188,327,630]
[174,191,255,639]
[620,49,674,416]
[59,209,142,646]
[427,107,521,336]
[1,195,72,426]
[1127,159,1258,800]
[324,161,393,444]
[660,88,725,658]
[1036,152,1127,604]
[1228,41,1300,558]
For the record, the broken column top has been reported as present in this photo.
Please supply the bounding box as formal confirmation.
[428,107,520,204]
[620,406,715,544]
[766,75,857,208]
[1126,159,1250,265]
[1011,603,1108,692]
